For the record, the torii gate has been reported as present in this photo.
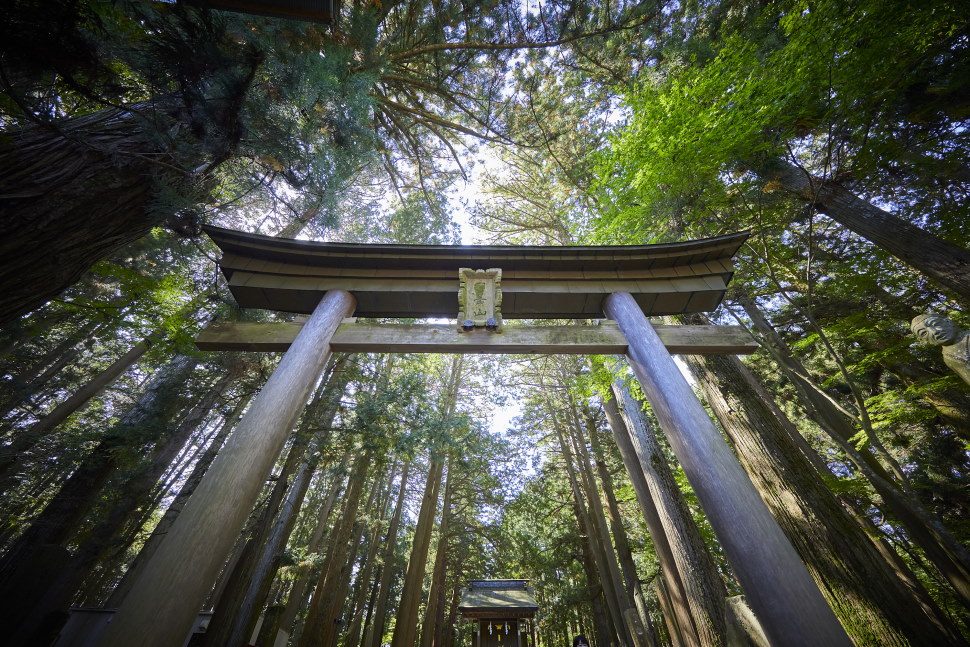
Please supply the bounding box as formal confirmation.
[98,227,851,647]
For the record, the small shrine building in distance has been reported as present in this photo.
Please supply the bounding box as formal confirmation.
[458,579,539,647]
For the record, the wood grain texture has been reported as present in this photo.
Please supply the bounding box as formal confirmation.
[97,289,356,647]
[604,291,851,647]
[195,321,759,355]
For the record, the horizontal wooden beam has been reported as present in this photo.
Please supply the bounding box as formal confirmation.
[196,322,758,355]
[224,272,728,318]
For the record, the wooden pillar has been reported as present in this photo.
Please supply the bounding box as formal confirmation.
[603,292,851,647]
[98,289,356,647]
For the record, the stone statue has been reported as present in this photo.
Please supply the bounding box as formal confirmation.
[911,314,970,386]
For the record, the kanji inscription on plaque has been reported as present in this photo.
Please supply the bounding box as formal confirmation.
[458,268,502,332]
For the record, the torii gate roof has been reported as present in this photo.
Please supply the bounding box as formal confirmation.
[204,226,748,318]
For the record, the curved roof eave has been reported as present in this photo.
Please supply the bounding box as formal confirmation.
[203,225,750,271]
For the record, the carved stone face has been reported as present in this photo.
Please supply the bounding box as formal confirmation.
[912,314,959,345]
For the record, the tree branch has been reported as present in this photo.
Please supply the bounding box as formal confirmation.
[388,14,660,63]
[376,96,511,144]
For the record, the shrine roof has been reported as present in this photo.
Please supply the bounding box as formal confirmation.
[458,580,539,618]
[204,226,748,318]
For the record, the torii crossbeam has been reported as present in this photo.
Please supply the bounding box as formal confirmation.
[99,227,851,647]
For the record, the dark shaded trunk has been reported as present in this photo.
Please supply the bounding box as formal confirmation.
[0,309,72,359]
[602,391,698,647]
[203,358,351,647]
[8,365,237,646]
[106,390,254,605]
[0,353,197,636]
[0,355,197,644]
[579,527,615,647]
[442,579,461,647]
[653,576,686,647]
[391,355,463,647]
[765,157,970,300]
[738,298,970,609]
[421,461,455,647]
[553,414,629,647]
[585,407,654,635]
[682,347,966,646]
[390,457,445,647]
[344,463,399,647]
[231,441,329,646]
[205,432,324,645]
[566,401,651,647]
[0,106,198,323]
[1,296,207,486]
[0,320,100,421]
[321,497,372,647]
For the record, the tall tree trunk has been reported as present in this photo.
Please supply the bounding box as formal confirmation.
[8,365,238,646]
[298,450,375,647]
[270,461,348,646]
[653,576,686,647]
[0,353,197,636]
[602,393,695,647]
[344,462,400,647]
[585,406,654,635]
[0,296,209,485]
[101,285,353,647]
[206,423,332,644]
[682,347,967,646]
[363,461,412,647]
[566,400,653,647]
[321,490,374,647]
[106,390,254,605]
[0,320,100,421]
[442,578,462,647]
[421,459,455,647]
[609,384,728,647]
[196,466,297,646]
[765,157,970,300]
[232,440,333,647]
[0,101,218,323]
[346,555,383,647]
[0,308,72,359]
[391,355,463,647]
[737,298,970,608]
[553,415,628,647]
[578,526,615,647]
[390,457,446,647]
[204,358,352,647]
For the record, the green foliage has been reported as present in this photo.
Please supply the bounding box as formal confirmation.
[596,0,969,244]
[2,0,970,639]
